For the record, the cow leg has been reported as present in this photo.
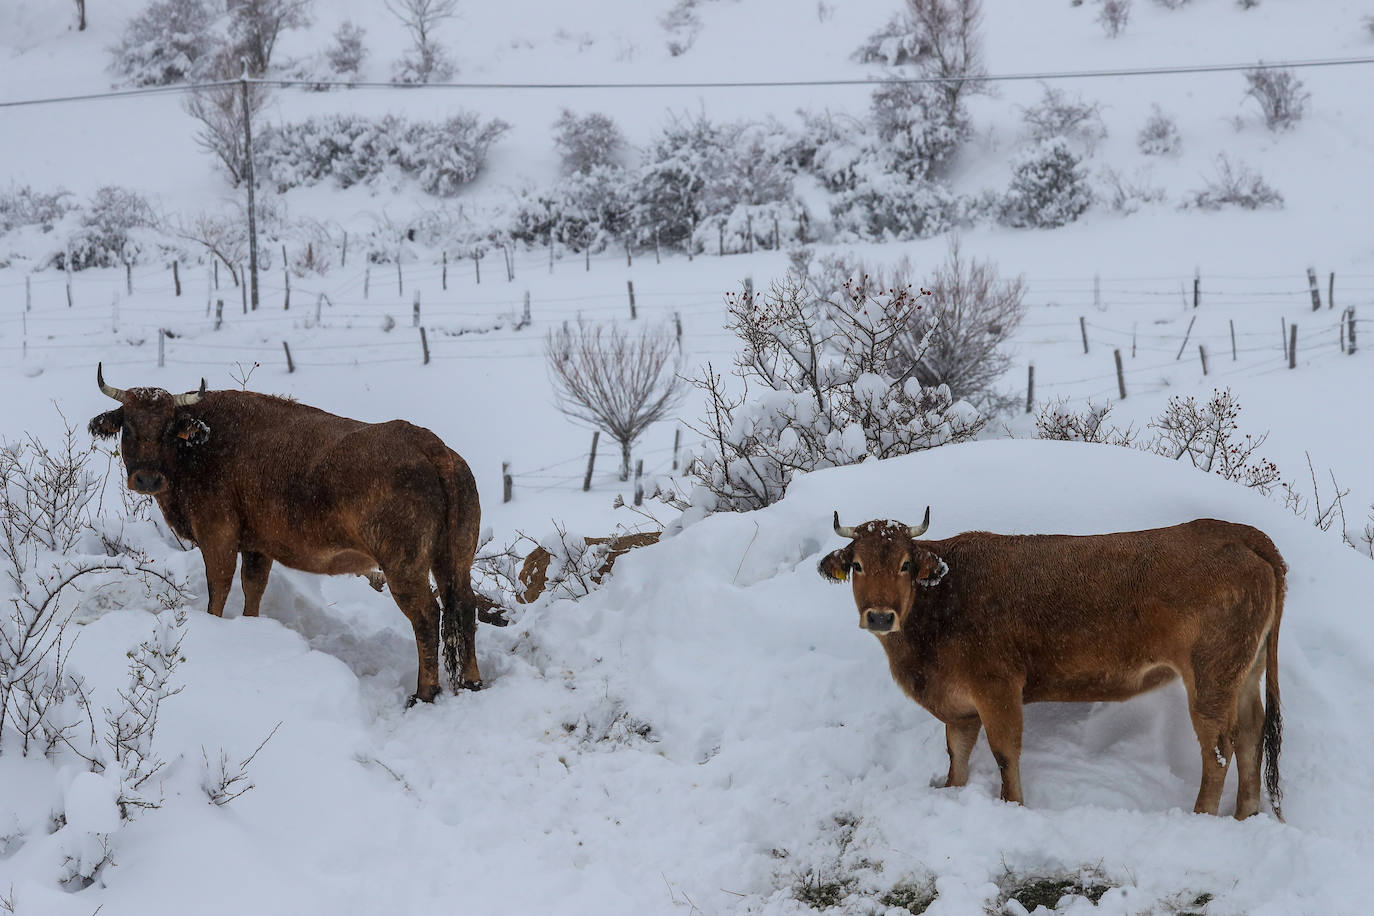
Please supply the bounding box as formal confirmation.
[974,687,1025,805]
[239,551,272,618]
[201,538,238,619]
[457,592,482,689]
[943,717,982,788]
[1186,678,1238,816]
[1233,645,1268,819]
[387,570,442,705]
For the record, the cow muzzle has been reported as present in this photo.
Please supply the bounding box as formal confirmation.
[128,470,166,494]
[862,608,899,633]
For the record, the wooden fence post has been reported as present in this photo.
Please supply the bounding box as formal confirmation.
[654,229,660,265]
[1025,365,1034,413]
[1199,344,1208,376]
[522,290,531,327]
[627,281,636,320]
[1079,316,1089,354]
[65,259,72,307]
[173,260,181,297]
[586,248,590,272]
[282,341,295,373]
[340,231,348,269]
[583,431,599,492]
[396,257,403,297]
[419,326,430,365]
[214,259,219,290]
[442,250,448,290]
[672,428,681,471]
[1288,324,1297,369]
[364,266,370,300]
[746,215,753,254]
[502,462,512,503]
[548,234,554,274]
[1349,307,1357,354]
[241,266,248,313]
[314,293,324,327]
[1230,320,1237,361]
[283,249,290,310]
[673,311,682,350]
[1328,271,1335,310]
[25,275,30,312]
[1192,272,1199,309]
[157,328,165,367]
[1307,268,1321,311]
[1280,318,1288,361]
[125,262,132,296]
[1175,315,1196,360]
[1114,350,1126,399]
[412,290,420,327]
[215,299,223,331]
[718,222,725,257]
[634,460,644,506]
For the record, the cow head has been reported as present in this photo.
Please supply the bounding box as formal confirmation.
[818,508,948,635]
[88,363,208,496]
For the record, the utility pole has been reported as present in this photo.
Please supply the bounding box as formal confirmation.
[241,65,260,311]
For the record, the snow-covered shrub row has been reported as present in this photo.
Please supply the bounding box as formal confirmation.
[0,185,75,235]
[678,273,985,514]
[0,185,174,271]
[258,113,510,196]
[507,165,632,252]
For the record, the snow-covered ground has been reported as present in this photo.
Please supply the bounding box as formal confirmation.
[3,0,1374,913]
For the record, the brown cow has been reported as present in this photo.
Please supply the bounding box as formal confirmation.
[819,510,1285,819]
[88,364,488,705]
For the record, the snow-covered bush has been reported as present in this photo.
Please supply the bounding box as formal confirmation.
[1035,397,1138,446]
[1097,0,1131,37]
[61,187,161,270]
[1019,84,1107,154]
[830,175,957,242]
[107,0,216,86]
[1137,105,1181,155]
[1183,154,1283,210]
[1243,67,1309,131]
[693,200,807,255]
[628,114,738,251]
[325,20,368,78]
[554,110,627,175]
[260,113,509,196]
[999,138,1093,228]
[870,78,971,179]
[852,12,923,65]
[0,185,74,234]
[661,0,703,56]
[785,110,867,193]
[507,165,631,252]
[683,275,985,513]
[1098,166,1167,213]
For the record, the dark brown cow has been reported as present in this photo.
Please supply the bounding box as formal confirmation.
[88,364,488,705]
[819,510,1285,819]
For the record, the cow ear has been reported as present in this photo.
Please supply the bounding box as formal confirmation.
[912,549,949,588]
[88,408,123,439]
[818,545,853,582]
[174,415,210,446]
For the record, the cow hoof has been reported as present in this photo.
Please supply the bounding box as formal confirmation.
[406,689,440,708]
[459,679,485,691]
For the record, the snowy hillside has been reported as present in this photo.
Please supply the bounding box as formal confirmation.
[4,441,1374,914]
[4,0,1374,913]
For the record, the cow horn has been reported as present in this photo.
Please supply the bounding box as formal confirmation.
[96,362,128,403]
[172,378,207,407]
[833,511,857,539]
[908,506,931,538]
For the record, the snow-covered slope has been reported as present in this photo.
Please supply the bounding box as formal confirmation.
[4,440,1372,914]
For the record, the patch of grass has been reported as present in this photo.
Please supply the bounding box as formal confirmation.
[793,871,856,910]
[998,869,1116,911]
[880,880,938,914]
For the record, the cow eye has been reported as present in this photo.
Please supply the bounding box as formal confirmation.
[900,559,912,573]
[850,561,863,574]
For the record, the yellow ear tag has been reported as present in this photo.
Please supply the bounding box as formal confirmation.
[835,568,848,582]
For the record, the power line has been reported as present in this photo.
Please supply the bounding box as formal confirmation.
[4,55,1374,109]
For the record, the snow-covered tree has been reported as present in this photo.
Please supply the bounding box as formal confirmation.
[387,0,459,83]
[554,110,627,175]
[227,0,313,76]
[108,0,216,86]
[869,78,970,180]
[1000,137,1093,228]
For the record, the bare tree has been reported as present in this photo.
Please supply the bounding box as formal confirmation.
[182,57,271,186]
[386,0,459,83]
[1243,66,1309,131]
[887,242,1025,409]
[546,320,686,481]
[904,0,988,118]
[227,0,314,75]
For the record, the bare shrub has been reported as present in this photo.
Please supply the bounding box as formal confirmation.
[1097,0,1131,37]
[1035,397,1137,446]
[326,21,368,78]
[905,0,989,120]
[1243,67,1309,131]
[1019,84,1108,153]
[202,723,279,806]
[387,0,459,83]
[0,185,75,234]
[546,321,686,481]
[887,242,1026,409]
[182,63,271,187]
[1137,105,1181,156]
[1148,389,1281,492]
[1184,154,1282,210]
[228,0,313,75]
[553,110,626,175]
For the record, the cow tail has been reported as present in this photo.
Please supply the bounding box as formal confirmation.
[434,448,481,694]
[1251,531,1286,821]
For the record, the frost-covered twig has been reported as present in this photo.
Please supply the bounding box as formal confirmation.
[103,610,187,817]
[202,722,281,807]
